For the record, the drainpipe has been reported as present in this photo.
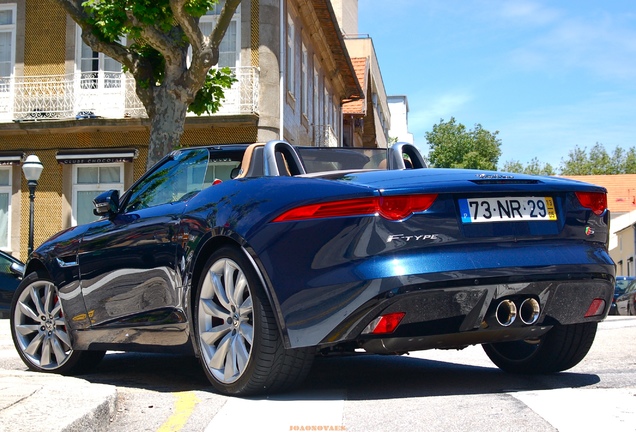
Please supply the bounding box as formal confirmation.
[279,0,285,140]
[339,105,343,147]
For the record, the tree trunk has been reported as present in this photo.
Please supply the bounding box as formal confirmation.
[146,88,190,170]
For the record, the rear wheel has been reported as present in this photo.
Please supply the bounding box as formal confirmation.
[11,271,105,374]
[195,247,314,395]
[483,322,597,374]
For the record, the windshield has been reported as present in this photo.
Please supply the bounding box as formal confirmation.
[615,278,633,293]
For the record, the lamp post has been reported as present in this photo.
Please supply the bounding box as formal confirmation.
[22,155,43,256]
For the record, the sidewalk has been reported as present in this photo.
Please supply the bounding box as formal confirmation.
[0,320,117,432]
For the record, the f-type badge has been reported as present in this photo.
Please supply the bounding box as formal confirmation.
[387,234,439,242]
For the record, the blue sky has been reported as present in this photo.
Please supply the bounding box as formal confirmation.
[358,0,636,169]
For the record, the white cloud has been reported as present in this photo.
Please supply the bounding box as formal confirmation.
[507,11,636,81]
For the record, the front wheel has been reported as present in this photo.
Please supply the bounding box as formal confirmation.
[483,322,597,374]
[195,247,314,396]
[11,271,105,374]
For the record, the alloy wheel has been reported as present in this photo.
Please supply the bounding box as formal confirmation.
[197,257,254,384]
[13,280,73,370]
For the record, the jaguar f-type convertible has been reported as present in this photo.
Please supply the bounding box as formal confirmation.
[10,140,614,395]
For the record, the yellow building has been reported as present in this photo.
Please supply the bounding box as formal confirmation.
[0,0,367,260]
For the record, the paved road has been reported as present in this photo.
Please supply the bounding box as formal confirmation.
[1,317,635,431]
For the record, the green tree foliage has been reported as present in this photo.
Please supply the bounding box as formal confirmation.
[56,0,241,168]
[501,160,523,173]
[501,158,555,176]
[560,143,636,175]
[425,117,502,170]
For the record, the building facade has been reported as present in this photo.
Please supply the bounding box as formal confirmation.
[0,0,363,260]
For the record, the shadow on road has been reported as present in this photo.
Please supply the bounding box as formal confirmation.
[299,354,600,400]
[77,350,600,400]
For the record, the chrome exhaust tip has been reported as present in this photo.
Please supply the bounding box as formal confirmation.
[519,298,541,325]
[495,299,517,327]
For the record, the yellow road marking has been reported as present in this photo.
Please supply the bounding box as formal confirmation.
[157,391,201,432]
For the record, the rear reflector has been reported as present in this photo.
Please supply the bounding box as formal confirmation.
[272,194,438,222]
[584,298,606,318]
[363,312,406,335]
[575,192,607,216]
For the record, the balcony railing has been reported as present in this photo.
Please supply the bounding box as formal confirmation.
[313,125,338,147]
[0,67,259,123]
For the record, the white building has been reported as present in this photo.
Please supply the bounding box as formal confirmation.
[387,95,413,144]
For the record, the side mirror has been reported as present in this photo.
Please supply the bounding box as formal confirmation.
[93,189,120,217]
[10,261,24,277]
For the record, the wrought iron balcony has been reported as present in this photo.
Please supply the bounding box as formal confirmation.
[0,67,259,123]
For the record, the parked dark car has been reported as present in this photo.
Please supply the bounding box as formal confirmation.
[10,141,614,396]
[610,276,634,315]
[615,279,636,315]
[0,250,24,318]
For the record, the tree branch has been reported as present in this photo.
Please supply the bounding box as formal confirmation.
[54,0,136,72]
[169,0,204,53]
[124,10,185,68]
[181,0,242,93]
[209,0,241,51]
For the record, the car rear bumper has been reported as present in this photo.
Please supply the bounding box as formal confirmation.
[264,239,614,349]
[330,275,613,353]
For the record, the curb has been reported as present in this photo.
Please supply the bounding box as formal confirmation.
[0,370,117,432]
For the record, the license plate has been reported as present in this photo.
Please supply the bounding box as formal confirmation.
[459,197,557,223]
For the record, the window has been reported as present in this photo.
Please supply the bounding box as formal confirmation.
[199,1,241,68]
[0,4,16,93]
[286,14,295,95]
[73,164,124,226]
[0,167,11,249]
[125,149,209,212]
[76,27,125,90]
[301,43,308,117]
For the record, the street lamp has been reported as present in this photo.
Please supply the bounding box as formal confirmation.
[22,155,43,256]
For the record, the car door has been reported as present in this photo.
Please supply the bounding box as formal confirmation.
[77,148,210,326]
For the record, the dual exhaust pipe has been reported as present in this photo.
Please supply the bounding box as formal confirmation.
[494,298,541,327]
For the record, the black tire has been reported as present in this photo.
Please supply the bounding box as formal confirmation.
[11,271,105,375]
[482,322,597,374]
[194,246,314,396]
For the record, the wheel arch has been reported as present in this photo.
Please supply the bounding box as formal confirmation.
[187,234,290,357]
[22,257,51,280]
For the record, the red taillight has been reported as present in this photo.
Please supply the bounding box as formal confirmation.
[272,194,438,222]
[364,312,406,334]
[378,195,438,220]
[575,192,607,216]
[584,298,606,317]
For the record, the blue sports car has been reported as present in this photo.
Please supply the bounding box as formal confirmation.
[10,141,614,395]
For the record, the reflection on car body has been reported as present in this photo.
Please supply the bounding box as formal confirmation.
[10,140,614,396]
[610,276,634,315]
[615,278,636,316]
